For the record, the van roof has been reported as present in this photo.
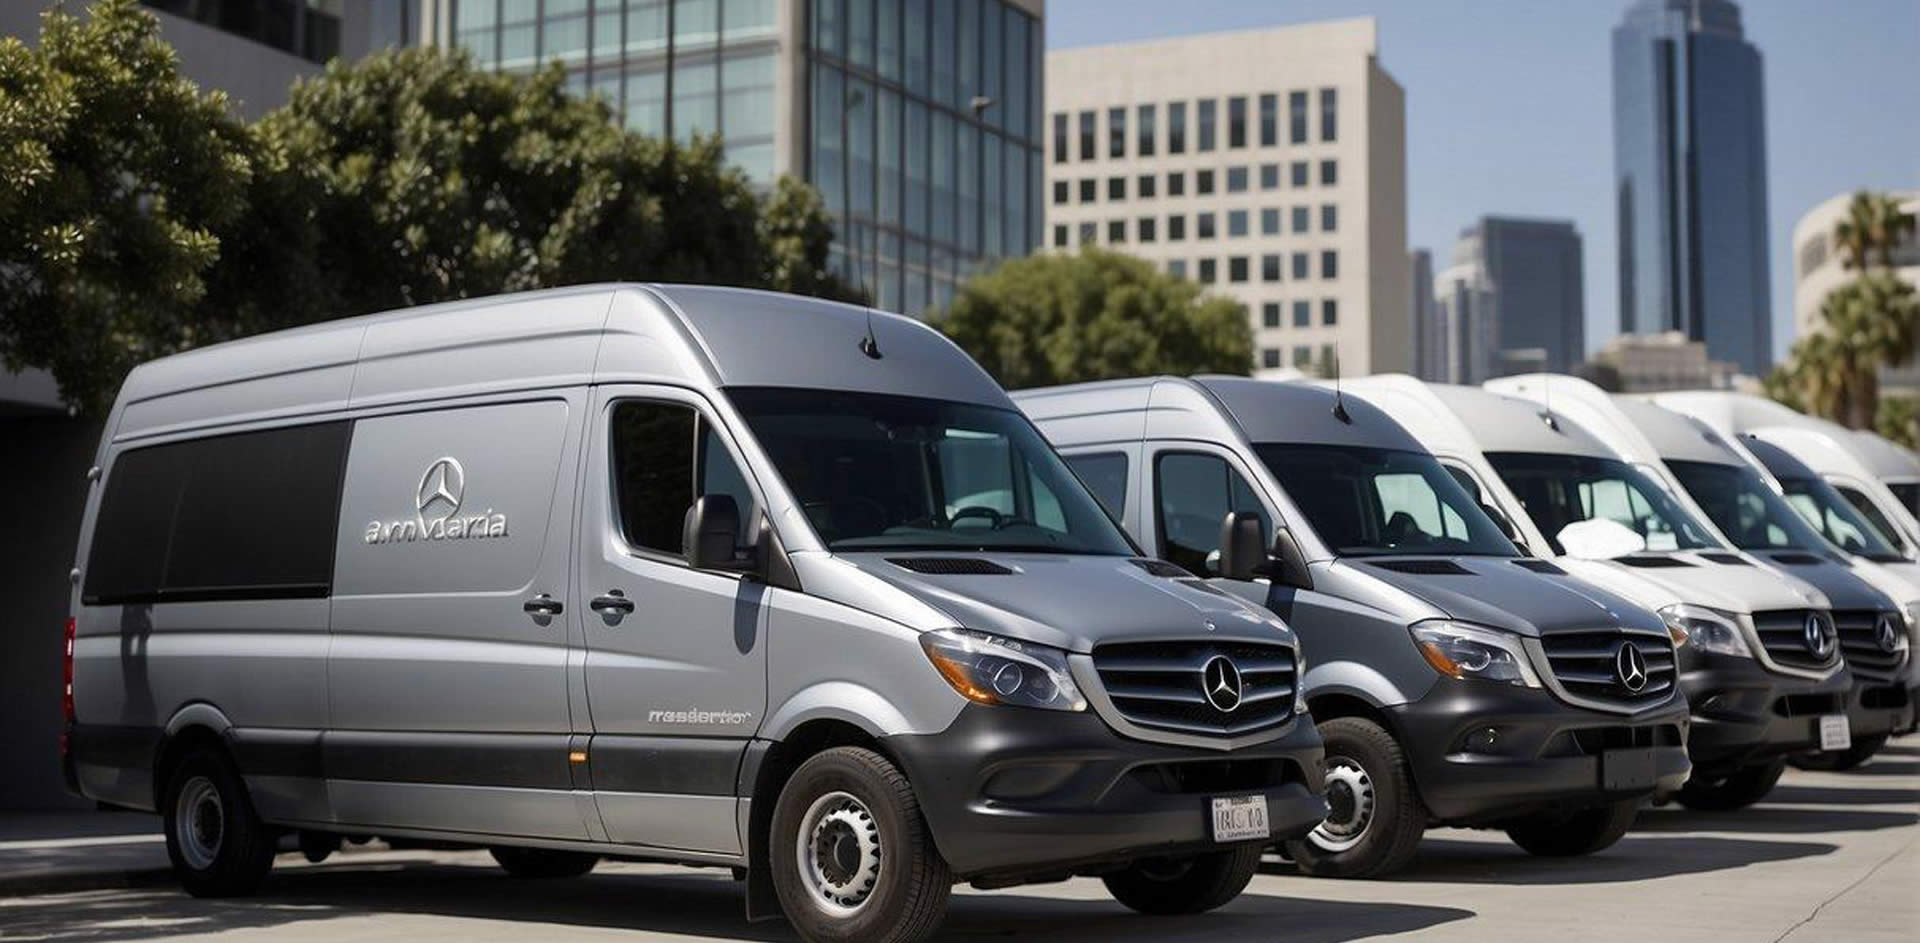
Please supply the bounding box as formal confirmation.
[1013,375,1425,452]
[110,284,1007,442]
[1487,374,1741,468]
[1193,375,1425,451]
[1340,375,1617,460]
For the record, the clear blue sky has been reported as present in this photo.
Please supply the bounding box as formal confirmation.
[1048,0,1920,361]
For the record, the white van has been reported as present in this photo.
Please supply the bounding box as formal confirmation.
[62,285,1328,943]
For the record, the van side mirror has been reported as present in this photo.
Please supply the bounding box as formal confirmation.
[684,495,741,570]
[1268,526,1314,590]
[1480,502,1529,554]
[1216,512,1268,581]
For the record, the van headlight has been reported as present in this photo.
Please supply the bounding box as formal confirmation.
[920,629,1088,712]
[1410,621,1541,687]
[1660,604,1750,658]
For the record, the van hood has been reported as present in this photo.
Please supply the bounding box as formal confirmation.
[1329,556,1663,637]
[1572,550,1830,615]
[835,553,1294,653]
[1747,551,1901,613]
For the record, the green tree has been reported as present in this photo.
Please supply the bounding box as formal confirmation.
[0,0,258,414]
[1876,395,1920,450]
[1835,190,1919,271]
[934,248,1252,389]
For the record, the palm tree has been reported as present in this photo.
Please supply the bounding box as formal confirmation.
[1814,275,1920,428]
[1834,191,1919,271]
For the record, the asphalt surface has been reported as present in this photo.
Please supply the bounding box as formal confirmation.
[3,735,1916,942]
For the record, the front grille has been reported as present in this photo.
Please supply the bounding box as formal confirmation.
[1752,609,1840,671]
[1092,640,1297,737]
[1834,610,1909,679]
[1537,628,1676,709]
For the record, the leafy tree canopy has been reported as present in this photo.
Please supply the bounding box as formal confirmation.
[935,248,1252,389]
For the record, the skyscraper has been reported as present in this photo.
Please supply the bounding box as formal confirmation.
[1425,217,1584,384]
[1612,0,1770,375]
[1410,248,1439,380]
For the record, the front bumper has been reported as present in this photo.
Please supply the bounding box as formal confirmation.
[1681,650,1853,774]
[883,705,1326,882]
[1385,678,1692,825]
[1842,675,1915,740]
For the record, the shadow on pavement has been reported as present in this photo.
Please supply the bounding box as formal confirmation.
[1764,783,1920,806]
[0,863,1473,943]
[1840,760,1920,777]
[1368,833,1836,885]
[1632,804,1918,834]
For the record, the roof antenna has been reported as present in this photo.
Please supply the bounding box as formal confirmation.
[1330,343,1352,424]
[1539,373,1559,431]
[859,307,882,360]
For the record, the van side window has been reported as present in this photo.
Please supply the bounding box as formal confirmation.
[1066,452,1129,520]
[612,400,756,556]
[1155,452,1268,576]
[1835,485,1909,553]
[85,422,351,604]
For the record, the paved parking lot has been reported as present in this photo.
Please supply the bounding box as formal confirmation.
[4,735,1915,943]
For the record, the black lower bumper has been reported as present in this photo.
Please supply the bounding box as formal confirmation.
[1384,679,1692,825]
[1681,651,1853,775]
[1843,676,1915,741]
[884,705,1326,882]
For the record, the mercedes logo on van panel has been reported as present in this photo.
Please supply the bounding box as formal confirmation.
[363,456,508,545]
[1614,641,1648,693]
[1803,613,1836,661]
[1201,655,1244,713]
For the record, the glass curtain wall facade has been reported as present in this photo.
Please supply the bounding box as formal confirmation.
[809,0,1044,317]
[452,1,780,183]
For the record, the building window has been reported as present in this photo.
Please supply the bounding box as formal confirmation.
[1108,106,1126,158]
[1078,110,1095,160]
[1167,171,1185,196]
[1137,103,1157,156]
[1319,88,1337,142]
[1053,224,1068,248]
[1052,112,1068,163]
[1293,346,1311,367]
[1322,250,1338,279]
[1292,252,1309,280]
[1260,163,1280,189]
[1229,256,1249,282]
[1322,298,1338,325]
[1262,302,1282,328]
[1263,348,1282,369]
[1197,169,1215,195]
[1228,210,1248,238]
[1198,258,1217,283]
[1259,93,1278,147]
[1197,212,1217,239]
[1292,206,1310,233]
[1227,96,1247,148]
[1321,203,1337,232]
[1167,101,1187,154]
[1197,99,1216,151]
[1168,259,1188,279]
[1108,219,1126,243]
[1108,176,1126,201]
[1168,215,1186,241]
[1052,180,1068,205]
[1137,174,1156,198]
[1292,300,1310,328]
[1262,254,1281,282]
[1261,208,1280,236]
[1078,221,1097,245]
[1288,90,1308,144]
[1291,161,1308,187]
[1138,217,1157,242]
[1080,178,1097,203]
[1320,159,1338,185]
[1226,166,1249,193]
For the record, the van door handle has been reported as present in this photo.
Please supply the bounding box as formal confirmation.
[590,590,635,615]
[523,594,564,617]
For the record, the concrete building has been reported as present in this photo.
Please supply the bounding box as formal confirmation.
[1792,190,1920,393]
[1043,18,1411,375]
[1588,331,1740,393]
[1612,0,1771,376]
[1410,247,1439,380]
[420,0,1047,317]
[1431,251,1494,385]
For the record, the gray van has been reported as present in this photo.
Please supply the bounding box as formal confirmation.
[1018,377,1690,879]
[63,286,1327,943]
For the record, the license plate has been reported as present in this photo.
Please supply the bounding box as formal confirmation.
[1600,748,1657,792]
[1818,713,1852,752]
[1210,795,1270,843]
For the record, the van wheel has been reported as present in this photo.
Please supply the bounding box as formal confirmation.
[1789,733,1888,772]
[489,847,599,878]
[1505,799,1638,856]
[1676,759,1786,811]
[769,747,951,943]
[1103,845,1263,915]
[161,746,278,897]
[1281,717,1425,878]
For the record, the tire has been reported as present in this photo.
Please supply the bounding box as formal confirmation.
[489,846,599,879]
[1280,717,1425,878]
[160,745,278,898]
[769,747,952,943]
[1102,845,1263,916]
[1504,799,1638,857]
[1676,758,1787,811]
[1789,733,1889,772]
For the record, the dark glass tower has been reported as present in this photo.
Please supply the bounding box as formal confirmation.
[1613,0,1770,375]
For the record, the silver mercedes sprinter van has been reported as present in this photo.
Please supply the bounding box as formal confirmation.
[63,286,1326,943]
[1018,377,1690,879]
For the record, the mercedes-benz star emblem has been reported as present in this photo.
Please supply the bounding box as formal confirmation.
[1614,641,1649,693]
[1804,613,1836,660]
[1201,655,1243,713]
[416,457,465,520]
[1875,614,1901,654]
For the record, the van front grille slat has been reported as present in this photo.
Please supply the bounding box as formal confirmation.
[1537,629,1677,710]
[1832,610,1909,679]
[1092,641,1297,737]
[1752,610,1843,671]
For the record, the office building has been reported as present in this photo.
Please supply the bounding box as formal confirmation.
[1612,0,1770,375]
[1588,331,1739,393]
[424,0,1047,316]
[1793,190,1920,393]
[1431,251,1494,385]
[1423,217,1581,385]
[1410,247,1439,380]
[1043,18,1411,375]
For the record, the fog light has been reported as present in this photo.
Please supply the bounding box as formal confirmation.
[1462,727,1500,753]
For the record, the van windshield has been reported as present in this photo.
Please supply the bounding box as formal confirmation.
[1254,444,1517,557]
[1776,475,1905,561]
[727,388,1135,555]
[1485,452,1721,555]
[1666,459,1833,553]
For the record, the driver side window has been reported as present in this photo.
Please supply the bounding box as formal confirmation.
[611,400,757,557]
[1155,452,1268,576]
